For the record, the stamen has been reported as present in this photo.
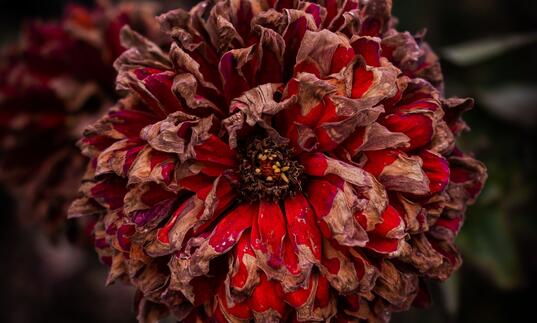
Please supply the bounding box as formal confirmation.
[237,136,303,201]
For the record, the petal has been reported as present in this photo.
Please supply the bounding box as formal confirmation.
[365,236,402,256]
[228,230,260,298]
[193,134,238,168]
[306,177,368,246]
[351,36,381,67]
[309,275,336,320]
[88,177,128,210]
[185,203,256,278]
[419,150,450,194]
[124,183,176,229]
[427,239,462,280]
[381,113,433,151]
[351,64,374,98]
[284,274,316,310]
[219,47,255,103]
[371,205,405,238]
[281,73,335,129]
[249,273,286,321]
[95,138,145,177]
[284,193,322,263]
[255,27,285,84]
[282,14,310,80]
[431,216,463,241]
[301,153,387,229]
[441,97,474,135]
[401,233,444,273]
[295,29,352,78]
[286,274,336,321]
[315,96,385,152]
[319,238,359,293]
[146,196,203,256]
[340,122,409,157]
[364,150,430,195]
[217,282,252,322]
[448,154,487,202]
[141,70,184,114]
[127,145,178,187]
[374,260,419,310]
[330,46,356,74]
[251,201,286,275]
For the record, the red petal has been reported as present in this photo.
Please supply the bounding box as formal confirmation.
[284,274,315,309]
[90,177,128,210]
[340,127,366,157]
[323,0,339,28]
[249,273,286,319]
[156,197,197,245]
[420,150,450,193]
[109,109,159,138]
[283,16,308,79]
[351,64,374,98]
[251,201,286,270]
[365,236,400,254]
[217,281,252,320]
[209,204,255,253]
[142,70,183,114]
[362,149,399,177]
[372,205,404,237]
[330,46,355,74]
[229,230,259,293]
[306,178,339,239]
[382,113,433,151]
[351,37,381,67]
[300,152,329,177]
[284,194,322,262]
[193,135,237,168]
[219,51,251,103]
[312,275,331,310]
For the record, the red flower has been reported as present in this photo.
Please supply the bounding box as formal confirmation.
[69,0,486,321]
[0,2,166,239]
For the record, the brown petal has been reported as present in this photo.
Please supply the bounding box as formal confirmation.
[296,29,351,77]
[301,153,387,230]
[319,238,358,293]
[115,26,171,91]
[374,260,419,310]
[378,153,430,195]
[225,83,297,147]
[401,233,444,274]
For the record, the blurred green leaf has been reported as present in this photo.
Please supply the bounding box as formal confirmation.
[442,32,537,66]
[457,180,524,289]
[477,84,537,128]
[441,273,460,316]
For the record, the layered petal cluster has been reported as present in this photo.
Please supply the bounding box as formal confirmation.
[0,1,167,239]
[69,0,486,321]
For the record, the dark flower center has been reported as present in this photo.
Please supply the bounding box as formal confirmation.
[237,137,303,202]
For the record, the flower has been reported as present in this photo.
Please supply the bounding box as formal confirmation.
[69,0,487,321]
[0,1,167,240]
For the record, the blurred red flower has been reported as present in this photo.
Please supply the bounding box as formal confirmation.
[0,1,166,240]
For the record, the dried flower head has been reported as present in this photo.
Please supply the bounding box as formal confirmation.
[69,0,486,321]
[0,1,167,240]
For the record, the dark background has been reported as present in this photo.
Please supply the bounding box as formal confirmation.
[1,0,536,322]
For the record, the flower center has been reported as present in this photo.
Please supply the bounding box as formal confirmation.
[237,137,303,202]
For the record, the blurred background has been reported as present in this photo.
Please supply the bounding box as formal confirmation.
[0,0,536,322]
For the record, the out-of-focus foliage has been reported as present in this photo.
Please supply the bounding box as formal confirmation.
[442,33,537,67]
